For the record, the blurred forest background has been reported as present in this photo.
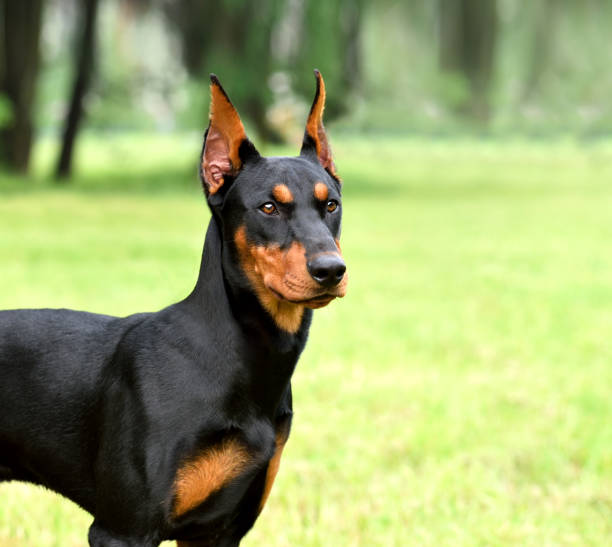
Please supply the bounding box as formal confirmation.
[2,0,612,175]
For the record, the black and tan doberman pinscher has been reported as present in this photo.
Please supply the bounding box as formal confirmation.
[0,71,347,546]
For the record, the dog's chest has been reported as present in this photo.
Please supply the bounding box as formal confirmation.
[169,415,291,536]
[172,435,257,517]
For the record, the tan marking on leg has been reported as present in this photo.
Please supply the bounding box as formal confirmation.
[313,182,329,202]
[234,227,307,333]
[173,438,251,517]
[258,423,291,514]
[273,184,294,204]
[257,439,286,515]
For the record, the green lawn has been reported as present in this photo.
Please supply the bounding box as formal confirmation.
[0,135,611,546]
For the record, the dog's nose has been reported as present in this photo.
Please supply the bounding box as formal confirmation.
[307,254,346,289]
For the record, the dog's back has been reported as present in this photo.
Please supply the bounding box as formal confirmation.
[0,308,133,507]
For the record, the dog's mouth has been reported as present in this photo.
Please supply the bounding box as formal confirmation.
[293,294,337,309]
[266,284,345,309]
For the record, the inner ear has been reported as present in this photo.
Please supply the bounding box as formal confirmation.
[200,75,259,196]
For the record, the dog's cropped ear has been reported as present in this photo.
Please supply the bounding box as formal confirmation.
[201,75,258,196]
[300,70,338,179]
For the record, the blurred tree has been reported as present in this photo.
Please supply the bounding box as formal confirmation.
[340,0,363,99]
[291,0,365,120]
[0,0,44,172]
[438,0,497,122]
[56,0,100,179]
[162,0,284,142]
[521,0,557,103]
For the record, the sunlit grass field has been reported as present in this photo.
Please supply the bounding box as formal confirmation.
[0,135,611,546]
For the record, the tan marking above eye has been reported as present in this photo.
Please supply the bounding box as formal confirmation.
[313,182,329,202]
[273,184,294,204]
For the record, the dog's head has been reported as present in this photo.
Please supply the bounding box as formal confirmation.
[199,71,347,333]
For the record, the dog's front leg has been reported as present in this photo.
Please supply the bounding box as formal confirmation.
[177,541,239,547]
[88,520,160,547]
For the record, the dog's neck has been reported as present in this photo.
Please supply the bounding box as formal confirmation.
[182,216,310,415]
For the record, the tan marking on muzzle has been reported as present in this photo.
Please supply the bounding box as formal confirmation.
[333,239,348,297]
[234,227,306,333]
[234,227,348,331]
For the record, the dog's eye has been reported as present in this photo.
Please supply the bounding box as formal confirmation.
[326,200,339,213]
[259,202,278,215]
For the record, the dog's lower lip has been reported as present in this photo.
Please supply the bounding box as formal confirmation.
[267,286,335,305]
[290,295,336,306]
[301,295,334,303]
[301,296,336,309]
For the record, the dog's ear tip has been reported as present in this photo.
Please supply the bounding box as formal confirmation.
[209,74,232,104]
[300,70,334,176]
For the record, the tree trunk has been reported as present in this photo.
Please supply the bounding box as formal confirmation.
[0,0,43,172]
[438,0,497,122]
[438,0,464,74]
[163,0,284,143]
[340,0,364,98]
[55,0,100,180]
[521,0,557,103]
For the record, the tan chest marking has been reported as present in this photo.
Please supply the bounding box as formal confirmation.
[173,438,251,517]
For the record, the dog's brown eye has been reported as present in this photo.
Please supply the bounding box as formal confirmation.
[326,200,338,213]
[260,202,278,215]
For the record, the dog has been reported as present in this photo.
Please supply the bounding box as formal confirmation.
[0,70,347,546]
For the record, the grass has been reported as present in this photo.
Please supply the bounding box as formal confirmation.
[1,134,611,546]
